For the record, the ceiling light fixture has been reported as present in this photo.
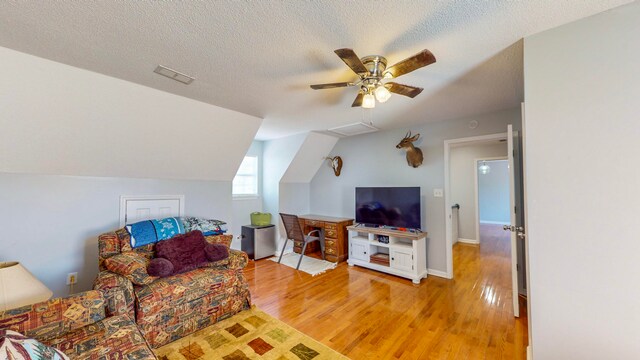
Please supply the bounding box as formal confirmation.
[374,84,391,103]
[362,92,376,109]
[479,161,491,175]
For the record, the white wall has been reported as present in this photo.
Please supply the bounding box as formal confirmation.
[0,173,231,297]
[263,132,338,253]
[0,46,262,181]
[0,47,262,297]
[231,141,264,249]
[309,108,520,274]
[478,160,510,224]
[524,2,640,358]
[450,143,507,241]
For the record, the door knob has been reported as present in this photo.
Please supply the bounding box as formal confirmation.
[517,232,526,239]
[503,225,515,231]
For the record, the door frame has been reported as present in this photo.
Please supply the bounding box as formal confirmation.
[443,132,507,278]
[474,157,509,245]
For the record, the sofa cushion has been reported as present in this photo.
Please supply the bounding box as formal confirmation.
[103,253,158,285]
[0,291,105,343]
[134,267,245,319]
[47,315,155,360]
[0,329,69,360]
[155,230,209,275]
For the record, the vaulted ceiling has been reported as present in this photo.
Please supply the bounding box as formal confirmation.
[0,0,631,139]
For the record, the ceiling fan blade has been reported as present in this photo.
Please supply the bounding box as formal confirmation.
[310,82,354,90]
[351,92,364,107]
[383,49,436,78]
[386,82,424,98]
[334,48,369,75]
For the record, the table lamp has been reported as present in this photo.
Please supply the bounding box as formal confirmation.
[0,262,53,311]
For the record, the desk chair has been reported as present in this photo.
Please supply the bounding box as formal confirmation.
[278,213,325,270]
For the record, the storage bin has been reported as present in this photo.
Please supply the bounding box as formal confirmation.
[250,212,272,226]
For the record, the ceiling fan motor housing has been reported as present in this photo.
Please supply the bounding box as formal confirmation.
[360,55,388,78]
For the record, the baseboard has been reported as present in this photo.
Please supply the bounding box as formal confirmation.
[527,345,532,360]
[427,268,450,279]
[480,220,510,225]
[457,238,479,245]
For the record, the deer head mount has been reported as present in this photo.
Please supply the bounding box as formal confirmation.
[396,132,423,168]
[325,156,343,176]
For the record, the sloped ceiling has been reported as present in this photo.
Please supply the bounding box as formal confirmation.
[0,1,631,139]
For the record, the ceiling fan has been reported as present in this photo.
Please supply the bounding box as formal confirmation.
[310,48,436,108]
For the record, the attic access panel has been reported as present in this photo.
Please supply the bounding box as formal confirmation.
[328,122,379,137]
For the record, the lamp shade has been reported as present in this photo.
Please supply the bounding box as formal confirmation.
[0,262,52,311]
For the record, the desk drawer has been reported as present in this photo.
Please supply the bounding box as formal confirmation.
[325,229,337,239]
[325,247,337,255]
[324,223,337,231]
[305,220,325,227]
[325,239,336,249]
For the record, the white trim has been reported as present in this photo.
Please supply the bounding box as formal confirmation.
[427,268,450,279]
[522,102,533,356]
[119,195,185,227]
[457,238,480,245]
[444,132,507,279]
[479,220,510,225]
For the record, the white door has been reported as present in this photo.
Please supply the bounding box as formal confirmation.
[507,125,526,317]
[120,195,185,226]
[390,248,413,272]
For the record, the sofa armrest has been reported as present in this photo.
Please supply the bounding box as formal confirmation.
[0,290,105,342]
[93,271,135,319]
[98,231,121,271]
[228,249,249,270]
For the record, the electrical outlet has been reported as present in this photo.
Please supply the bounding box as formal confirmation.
[433,188,444,197]
[67,272,78,285]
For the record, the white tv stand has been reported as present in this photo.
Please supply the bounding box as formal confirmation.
[347,225,428,284]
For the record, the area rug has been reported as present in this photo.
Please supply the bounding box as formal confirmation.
[154,306,349,360]
[268,253,337,276]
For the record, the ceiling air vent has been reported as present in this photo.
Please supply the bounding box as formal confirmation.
[153,65,195,85]
[328,122,379,137]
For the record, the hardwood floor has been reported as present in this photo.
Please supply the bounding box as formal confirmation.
[243,224,528,359]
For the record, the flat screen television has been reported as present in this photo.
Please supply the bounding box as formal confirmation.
[355,187,421,230]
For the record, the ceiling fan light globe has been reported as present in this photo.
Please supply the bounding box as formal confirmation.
[362,93,376,108]
[374,86,391,103]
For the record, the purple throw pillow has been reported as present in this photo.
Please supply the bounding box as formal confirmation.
[155,230,208,275]
[147,258,174,277]
[205,243,229,262]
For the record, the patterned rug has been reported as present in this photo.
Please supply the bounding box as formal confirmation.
[268,254,337,276]
[154,306,349,360]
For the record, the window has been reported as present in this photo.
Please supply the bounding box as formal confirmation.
[233,156,259,196]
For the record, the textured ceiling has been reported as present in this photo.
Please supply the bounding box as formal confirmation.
[0,0,632,139]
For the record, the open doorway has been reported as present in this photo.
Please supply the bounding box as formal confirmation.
[444,129,527,319]
[475,158,510,248]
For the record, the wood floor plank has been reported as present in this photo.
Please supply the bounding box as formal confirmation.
[243,224,528,359]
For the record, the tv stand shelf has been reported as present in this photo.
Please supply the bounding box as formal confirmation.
[347,225,428,284]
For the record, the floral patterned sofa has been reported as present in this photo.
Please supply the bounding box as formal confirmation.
[93,228,251,348]
[0,290,156,359]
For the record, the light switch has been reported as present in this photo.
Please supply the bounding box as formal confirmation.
[433,188,444,197]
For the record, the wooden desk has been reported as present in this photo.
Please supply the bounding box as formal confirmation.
[295,214,354,263]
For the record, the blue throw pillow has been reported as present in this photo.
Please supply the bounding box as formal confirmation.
[125,217,184,248]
